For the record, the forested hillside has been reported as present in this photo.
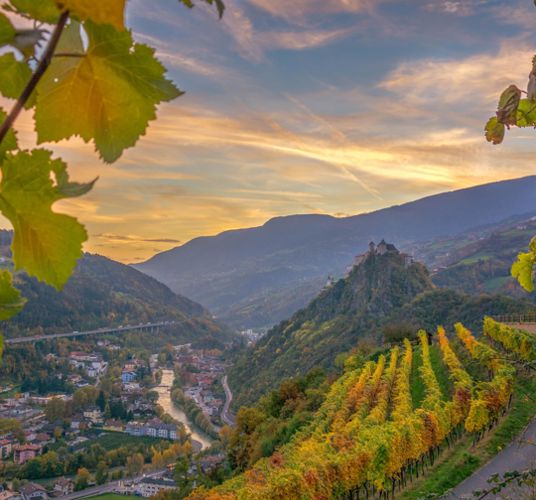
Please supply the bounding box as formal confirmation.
[190,320,536,499]
[2,252,234,348]
[418,216,536,299]
[228,244,532,407]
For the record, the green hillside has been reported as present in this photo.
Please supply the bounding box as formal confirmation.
[228,244,531,408]
[2,252,234,348]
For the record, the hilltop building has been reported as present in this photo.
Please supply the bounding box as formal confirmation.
[347,240,413,275]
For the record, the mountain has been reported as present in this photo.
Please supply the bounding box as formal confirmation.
[135,176,536,330]
[228,243,532,407]
[410,214,536,299]
[3,252,234,348]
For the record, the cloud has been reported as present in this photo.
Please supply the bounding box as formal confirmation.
[96,234,181,244]
[378,39,534,107]
[257,26,355,51]
[248,0,378,23]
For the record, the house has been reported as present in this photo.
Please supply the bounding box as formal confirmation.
[0,439,13,459]
[136,477,176,498]
[13,444,42,465]
[121,371,136,384]
[19,483,47,500]
[0,490,22,500]
[82,408,103,424]
[53,478,74,496]
[103,419,123,432]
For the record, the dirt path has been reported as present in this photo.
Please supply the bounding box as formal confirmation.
[445,417,536,498]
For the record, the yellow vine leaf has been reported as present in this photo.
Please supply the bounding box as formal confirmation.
[0,149,95,290]
[0,53,33,106]
[0,270,26,321]
[0,108,17,161]
[0,13,15,46]
[35,21,182,163]
[59,0,127,31]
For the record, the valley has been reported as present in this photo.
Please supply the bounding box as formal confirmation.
[0,182,533,500]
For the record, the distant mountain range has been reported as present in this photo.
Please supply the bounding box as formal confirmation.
[3,250,233,348]
[228,243,532,407]
[135,176,536,330]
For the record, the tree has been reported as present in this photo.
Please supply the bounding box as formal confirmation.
[174,456,193,497]
[75,467,91,491]
[0,0,225,332]
[96,390,106,412]
[95,461,108,485]
[126,452,144,477]
[45,398,66,423]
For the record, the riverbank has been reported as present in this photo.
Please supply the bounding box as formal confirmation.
[154,369,213,450]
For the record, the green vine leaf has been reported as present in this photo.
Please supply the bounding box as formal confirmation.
[59,0,126,30]
[0,53,33,106]
[0,270,26,321]
[0,13,15,46]
[516,99,536,127]
[0,149,95,290]
[35,21,182,163]
[511,237,536,292]
[6,0,60,23]
[0,108,18,161]
[484,117,505,145]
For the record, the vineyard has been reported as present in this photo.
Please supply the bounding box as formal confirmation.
[189,318,534,499]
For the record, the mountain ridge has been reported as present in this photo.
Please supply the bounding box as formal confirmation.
[135,176,536,329]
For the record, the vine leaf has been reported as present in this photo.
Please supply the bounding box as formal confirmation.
[6,0,60,23]
[0,53,33,106]
[511,237,536,292]
[496,85,521,127]
[0,270,26,321]
[35,22,182,163]
[0,108,18,161]
[0,13,15,46]
[0,149,95,290]
[484,117,505,145]
[59,0,127,30]
[516,99,536,127]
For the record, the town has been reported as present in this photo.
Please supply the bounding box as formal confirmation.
[0,340,231,500]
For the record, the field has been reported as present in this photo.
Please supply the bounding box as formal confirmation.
[87,494,138,500]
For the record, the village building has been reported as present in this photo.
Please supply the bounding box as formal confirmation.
[19,483,47,500]
[53,478,74,496]
[136,477,176,498]
[13,444,42,465]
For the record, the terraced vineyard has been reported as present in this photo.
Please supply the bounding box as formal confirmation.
[189,318,534,499]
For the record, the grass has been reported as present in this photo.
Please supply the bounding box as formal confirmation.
[74,431,165,451]
[410,346,424,409]
[400,375,536,499]
[429,344,452,401]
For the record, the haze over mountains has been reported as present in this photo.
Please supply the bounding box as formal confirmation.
[136,176,536,330]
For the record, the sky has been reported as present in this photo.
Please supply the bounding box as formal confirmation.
[5,0,536,262]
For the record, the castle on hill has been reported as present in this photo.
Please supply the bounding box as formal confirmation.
[324,240,414,290]
[349,240,413,272]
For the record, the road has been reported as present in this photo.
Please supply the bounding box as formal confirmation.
[61,469,167,500]
[445,417,536,499]
[221,375,235,426]
[4,321,175,345]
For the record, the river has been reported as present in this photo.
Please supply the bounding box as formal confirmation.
[154,369,212,450]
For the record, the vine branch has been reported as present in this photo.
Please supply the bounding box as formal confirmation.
[0,10,70,146]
